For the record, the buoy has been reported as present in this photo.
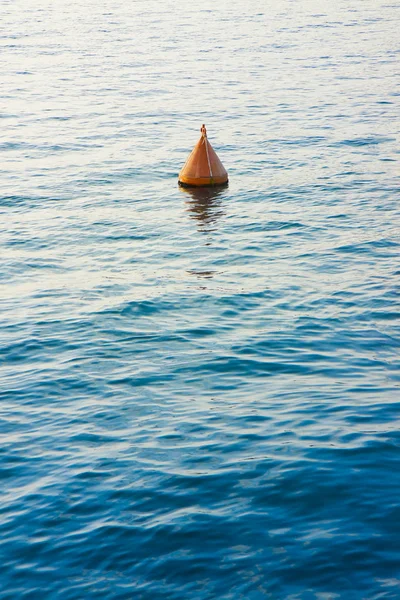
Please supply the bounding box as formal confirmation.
[178,125,228,187]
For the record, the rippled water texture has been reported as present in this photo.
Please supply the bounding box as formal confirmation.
[1,0,400,598]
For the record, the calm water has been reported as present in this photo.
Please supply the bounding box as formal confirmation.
[1,0,400,598]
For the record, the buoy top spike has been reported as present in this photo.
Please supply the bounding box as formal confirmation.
[201,124,207,137]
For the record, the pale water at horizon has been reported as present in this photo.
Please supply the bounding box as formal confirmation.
[1,0,400,598]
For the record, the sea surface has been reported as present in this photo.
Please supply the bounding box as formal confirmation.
[1,0,400,598]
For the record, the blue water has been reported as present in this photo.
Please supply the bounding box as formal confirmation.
[1,0,400,598]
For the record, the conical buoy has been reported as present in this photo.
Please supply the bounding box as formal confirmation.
[178,125,228,187]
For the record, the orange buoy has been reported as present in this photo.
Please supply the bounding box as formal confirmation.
[178,125,228,187]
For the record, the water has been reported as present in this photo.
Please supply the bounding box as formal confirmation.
[1,0,399,597]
